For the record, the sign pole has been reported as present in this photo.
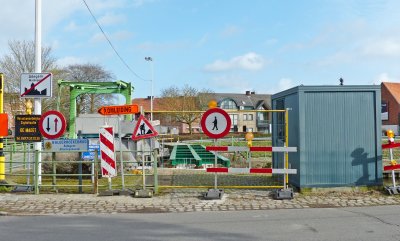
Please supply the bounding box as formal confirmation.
[0,74,4,181]
[142,140,146,190]
[118,115,125,190]
[34,0,42,184]
[214,139,218,190]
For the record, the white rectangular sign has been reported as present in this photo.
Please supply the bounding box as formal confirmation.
[43,139,89,152]
[20,73,52,98]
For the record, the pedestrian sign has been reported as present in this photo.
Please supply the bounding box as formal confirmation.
[200,108,231,139]
[132,115,158,141]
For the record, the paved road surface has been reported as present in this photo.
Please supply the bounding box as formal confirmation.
[1,205,399,241]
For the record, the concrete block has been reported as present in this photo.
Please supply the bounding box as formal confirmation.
[274,188,294,200]
[204,189,224,200]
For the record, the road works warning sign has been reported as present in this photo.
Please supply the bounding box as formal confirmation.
[131,115,158,141]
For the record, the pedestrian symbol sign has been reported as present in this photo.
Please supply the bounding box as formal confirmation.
[200,108,231,139]
[131,115,158,141]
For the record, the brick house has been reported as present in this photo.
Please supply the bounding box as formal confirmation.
[381,82,400,135]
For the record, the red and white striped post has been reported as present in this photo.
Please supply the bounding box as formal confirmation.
[100,126,117,190]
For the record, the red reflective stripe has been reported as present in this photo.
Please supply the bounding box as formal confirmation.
[206,146,228,151]
[101,150,116,169]
[105,127,113,135]
[250,168,272,173]
[382,143,400,149]
[250,147,272,152]
[100,134,114,152]
[206,167,228,173]
[102,168,109,176]
[384,164,400,171]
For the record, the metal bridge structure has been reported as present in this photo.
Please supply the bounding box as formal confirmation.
[57,80,133,138]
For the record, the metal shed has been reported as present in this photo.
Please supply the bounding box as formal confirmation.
[272,85,382,188]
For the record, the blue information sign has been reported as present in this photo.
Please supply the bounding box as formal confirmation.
[82,144,100,159]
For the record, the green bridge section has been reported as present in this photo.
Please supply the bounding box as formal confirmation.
[170,144,230,167]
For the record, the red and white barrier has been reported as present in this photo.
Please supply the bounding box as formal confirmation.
[206,146,297,152]
[100,126,117,177]
[206,167,297,174]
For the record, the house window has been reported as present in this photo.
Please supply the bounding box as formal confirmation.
[221,99,238,109]
[230,114,238,132]
[243,114,253,121]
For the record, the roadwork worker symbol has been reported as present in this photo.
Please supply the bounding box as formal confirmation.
[212,116,218,130]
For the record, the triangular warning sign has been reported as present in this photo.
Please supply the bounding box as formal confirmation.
[132,115,159,141]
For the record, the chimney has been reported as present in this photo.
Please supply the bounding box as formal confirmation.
[251,91,255,95]
[245,91,251,96]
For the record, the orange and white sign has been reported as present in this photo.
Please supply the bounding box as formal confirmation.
[98,104,139,116]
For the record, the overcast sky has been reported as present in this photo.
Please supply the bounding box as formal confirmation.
[1,0,400,99]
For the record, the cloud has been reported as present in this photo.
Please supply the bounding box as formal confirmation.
[209,75,252,93]
[221,25,241,37]
[98,12,127,26]
[57,56,87,67]
[196,34,209,46]
[373,73,399,85]
[361,38,400,57]
[204,52,267,72]
[90,31,133,43]
[277,78,295,92]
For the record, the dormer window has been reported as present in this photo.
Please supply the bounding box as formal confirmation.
[220,99,238,109]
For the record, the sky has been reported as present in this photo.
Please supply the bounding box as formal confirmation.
[2,0,400,101]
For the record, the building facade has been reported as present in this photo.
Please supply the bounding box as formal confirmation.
[381,82,400,135]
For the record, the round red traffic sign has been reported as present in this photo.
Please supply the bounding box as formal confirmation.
[200,108,231,139]
[39,110,66,139]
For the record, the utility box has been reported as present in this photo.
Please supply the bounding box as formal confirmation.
[272,85,382,188]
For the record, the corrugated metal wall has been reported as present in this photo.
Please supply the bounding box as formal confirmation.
[301,91,379,187]
[272,86,382,188]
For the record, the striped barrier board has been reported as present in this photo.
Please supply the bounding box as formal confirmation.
[384,164,400,171]
[99,126,117,177]
[206,146,297,152]
[382,143,400,149]
[206,167,297,174]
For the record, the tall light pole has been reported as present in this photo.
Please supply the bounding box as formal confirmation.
[144,57,154,121]
[35,0,42,184]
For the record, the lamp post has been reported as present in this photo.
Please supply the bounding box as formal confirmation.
[144,57,154,121]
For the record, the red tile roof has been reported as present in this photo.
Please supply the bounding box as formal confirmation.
[382,82,400,104]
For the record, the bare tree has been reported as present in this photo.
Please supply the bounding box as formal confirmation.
[61,63,116,115]
[0,40,56,93]
[160,84,213,134]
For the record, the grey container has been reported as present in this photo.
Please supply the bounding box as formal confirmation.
[272,85,382,188]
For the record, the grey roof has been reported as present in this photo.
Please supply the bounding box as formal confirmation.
[202,92,271,109]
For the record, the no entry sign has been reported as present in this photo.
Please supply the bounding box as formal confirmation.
[200,108,231,139]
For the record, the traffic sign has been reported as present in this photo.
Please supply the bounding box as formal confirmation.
[82,144,100,159]
[132,115,158,141]
[39,110,66,139]
[98,104,139,115]
[43,139,89,152]
[200,108,231,139]
[14,115,42,142]
[20,73,52,98]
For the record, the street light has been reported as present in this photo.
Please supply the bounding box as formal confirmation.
[144,57,154,121]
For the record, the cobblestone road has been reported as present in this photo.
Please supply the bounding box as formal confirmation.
[1,189,400,216]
